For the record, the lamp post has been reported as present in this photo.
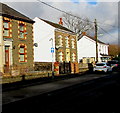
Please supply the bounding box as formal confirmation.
[49,38,54,78]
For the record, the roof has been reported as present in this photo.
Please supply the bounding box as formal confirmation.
[100,53,110,57]
[79,33,108,45]
[86,35,107,45]
[39,18,74,33]
[0,3,34,23]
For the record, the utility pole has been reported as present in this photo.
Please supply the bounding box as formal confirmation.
[94,19,98,63]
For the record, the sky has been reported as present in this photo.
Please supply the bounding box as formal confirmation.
[0,0,119,44]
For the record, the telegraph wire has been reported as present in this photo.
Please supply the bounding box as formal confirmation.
[36,0,117,40]
[97,22,117,28]
[98,25,115,38]
[36,0,117,28]
[36,0,95,24]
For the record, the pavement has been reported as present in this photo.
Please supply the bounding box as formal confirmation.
[2,72,109,105]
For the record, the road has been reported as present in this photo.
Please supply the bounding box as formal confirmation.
[2,71,120,112]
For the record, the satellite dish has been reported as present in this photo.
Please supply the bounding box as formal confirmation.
[34,43,38,47]
[55,45,60,50]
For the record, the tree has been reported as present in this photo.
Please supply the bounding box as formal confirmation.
[62,12,94,40]
[108,44,120,58]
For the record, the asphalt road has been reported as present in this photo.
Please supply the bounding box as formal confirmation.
[2,71,120,113]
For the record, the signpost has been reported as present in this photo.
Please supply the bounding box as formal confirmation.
[49,38,54,78]
[51,47,54,53]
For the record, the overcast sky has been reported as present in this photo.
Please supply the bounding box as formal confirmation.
[1,0,119,44]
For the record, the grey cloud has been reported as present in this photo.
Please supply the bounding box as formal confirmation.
[5,1,118,44]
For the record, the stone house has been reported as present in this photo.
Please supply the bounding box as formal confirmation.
[33,17,79,74]
[0,3,34,75]
[77,32,110,64]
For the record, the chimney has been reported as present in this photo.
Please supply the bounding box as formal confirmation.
[82,32,86,35]
[59,18,63,25]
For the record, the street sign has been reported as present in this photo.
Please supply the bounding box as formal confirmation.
[51,47,54,53]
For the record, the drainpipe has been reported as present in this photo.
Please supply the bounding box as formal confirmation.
[0,16,4,73]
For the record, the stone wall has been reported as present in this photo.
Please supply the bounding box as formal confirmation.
[34,62,52,72]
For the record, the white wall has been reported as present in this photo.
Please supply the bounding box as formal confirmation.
[33,17,56,62]
[98,43,109,56]
[77,36,109,62]
[77,36,96,62]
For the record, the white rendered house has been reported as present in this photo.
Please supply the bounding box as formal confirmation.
[33,17,56,62]
[33,17,78,63]
[77,32,110,63]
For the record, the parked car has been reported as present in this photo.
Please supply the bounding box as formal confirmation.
[93,62,112,73]
[107,60,119,71]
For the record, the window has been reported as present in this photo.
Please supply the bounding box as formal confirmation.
[65,37,69,48]
[3,21,10,37]
[87,59,90,63]
[58,35,63,47]
[4,30,9,37]
[71,38,75,49]
[19,24,25,39]
[19,45,27,62]
[59,52,63,62]
[72,53,76,62]
[4,21,9,28]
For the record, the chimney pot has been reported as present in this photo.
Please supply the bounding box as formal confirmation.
[82,32,86,35]
[59,18,63,25]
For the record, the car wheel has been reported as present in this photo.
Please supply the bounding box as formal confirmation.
[104,69,108,73]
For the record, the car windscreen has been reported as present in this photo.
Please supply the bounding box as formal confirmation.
[96,63,105,66]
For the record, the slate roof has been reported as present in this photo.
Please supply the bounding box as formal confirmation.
[0,3,34,23]
[39,18,74,33]
[86,35,107,45]
[79,33,108,45]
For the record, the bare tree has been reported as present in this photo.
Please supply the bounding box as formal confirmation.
[62,13,94,40]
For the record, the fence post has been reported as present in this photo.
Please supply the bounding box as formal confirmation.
[48,73,50,77]
[22,75,25,81]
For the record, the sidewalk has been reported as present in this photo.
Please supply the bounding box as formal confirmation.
[2,73,108,105]
[2,72,87,91]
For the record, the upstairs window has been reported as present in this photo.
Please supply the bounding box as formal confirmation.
[4,21,9,28]
[65,36,69,48]
[71,38,75,49]
[19,24,25,39]
[58,35,63,47]
[3,21,10,37]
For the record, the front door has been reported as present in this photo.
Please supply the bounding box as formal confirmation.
[66,49,70,62]
[5,46,10,72]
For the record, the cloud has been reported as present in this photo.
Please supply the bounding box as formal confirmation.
[99,30,118,44]
[2,1,119,44]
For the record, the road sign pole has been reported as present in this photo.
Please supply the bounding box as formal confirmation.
[49,38,54,78]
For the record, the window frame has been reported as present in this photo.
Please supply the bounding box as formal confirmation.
[3,20,10,38]
[72,53,76,62]
[65,36,69,48]
[58,35,63,47]
[71,38,75,49]
[19,23,26,39]
[19,45,27,62]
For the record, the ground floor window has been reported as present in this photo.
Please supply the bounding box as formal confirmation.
[19,44,27,62]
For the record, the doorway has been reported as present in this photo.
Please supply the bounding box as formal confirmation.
[5,46,10,72]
